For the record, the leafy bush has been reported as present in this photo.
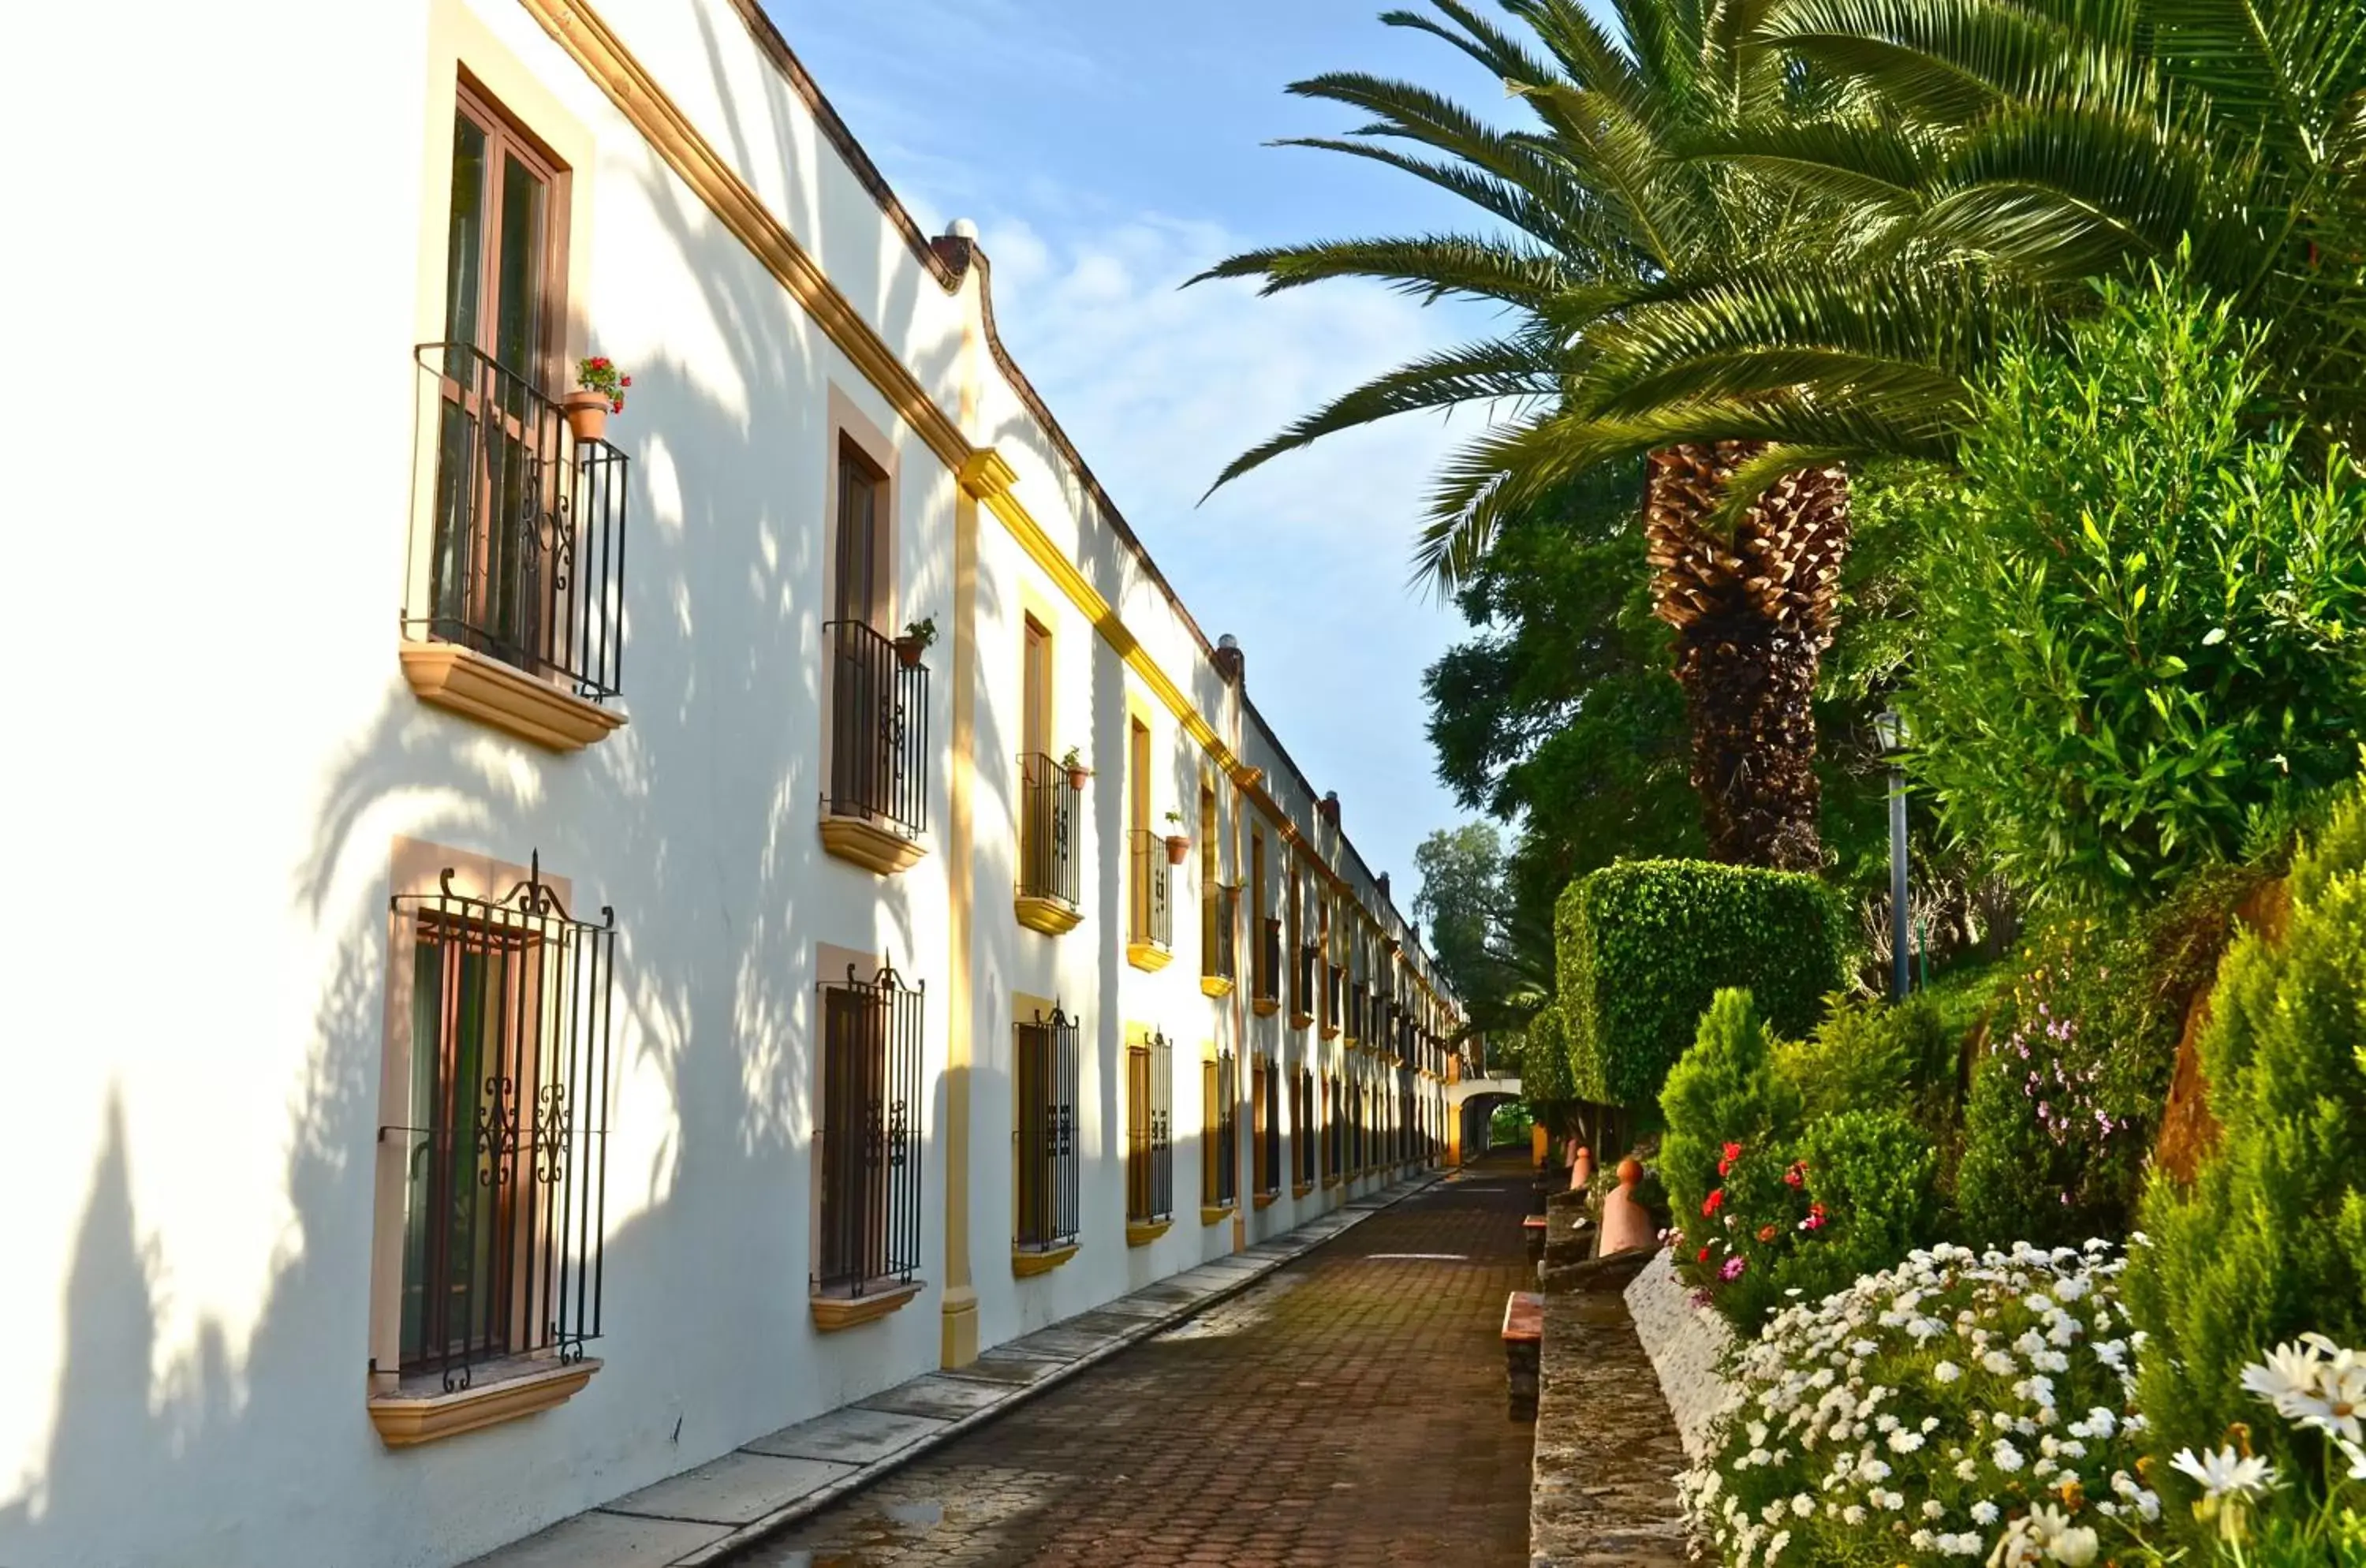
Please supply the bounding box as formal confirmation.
[1777,991,1962,1148]
[1558,860,1845,1107]
[1773,1110,1942,1309]
[1902,267,2366,905]
[1517,1000,1575,1105]
[1956,868,2265,1249]
[1682,1241,2159,1566]
[2126,786,2366,1522]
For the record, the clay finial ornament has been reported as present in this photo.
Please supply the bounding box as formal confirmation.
[1598,1155,1655,1255]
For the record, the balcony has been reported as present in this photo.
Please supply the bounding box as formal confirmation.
[1290,943,1319,1030]
[402,342,629,751]
[1252,918,1282,1017]
[819,621,930,875]
[1127,831,1174,971]
[1200,883,1238,997]
[1015,753,1082,935]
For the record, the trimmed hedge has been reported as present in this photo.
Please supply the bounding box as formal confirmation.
[1517,1000,1575,1104]
[1557,859,1845,1107]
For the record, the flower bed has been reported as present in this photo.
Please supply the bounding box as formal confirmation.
[1677,1241,2158,1566]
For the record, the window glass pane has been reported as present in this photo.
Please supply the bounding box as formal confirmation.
[443,114,488,351]
[399,940,443,1363]
[836,458,879,625]
[494,152,545,375]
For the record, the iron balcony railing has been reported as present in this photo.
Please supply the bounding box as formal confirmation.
[1326,964,1344,1032]
[1202,883,1238,983]
[1128,831,1171,952]
[386,853,616,1393]
[1256,918,1282,1007]
[1016,1005,1081,1252]
[1293,943,1318,1021]
[1128,1032,1174,1225]
[1017,754,1080,909]
[823,620,929,840]
[814,963,925,1298]
[411,342,628,702]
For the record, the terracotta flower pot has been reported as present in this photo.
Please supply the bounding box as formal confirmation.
[894,636,927,669]
[1165,834,1190,866]
[559,390,610,443]
[1066,767,1089,792]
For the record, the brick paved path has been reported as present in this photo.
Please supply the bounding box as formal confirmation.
[738,1155,1538,1568]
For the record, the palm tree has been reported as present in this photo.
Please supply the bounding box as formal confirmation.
[1198,0,1872,868]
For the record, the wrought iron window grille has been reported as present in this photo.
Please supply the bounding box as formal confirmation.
[1255,917,1282,1006]
[1214,1049,1238,1208]
[1202,883,1238,981]
[409,343,628,703]
[822,622,930,840]
[385,853,617,1394]
[813,961,925,1298]
[1016,1003,1081,1251]
[1260,1058,1282,1197]
[1128,831,1171,950]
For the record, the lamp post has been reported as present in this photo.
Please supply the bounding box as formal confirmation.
[1876,709,1910,1000]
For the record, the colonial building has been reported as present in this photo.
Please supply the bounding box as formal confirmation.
[0,2,1462,1564]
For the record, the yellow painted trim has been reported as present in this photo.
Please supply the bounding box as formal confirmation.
[1289,1009,1315,1031]
[1199,1204,1234,1226]
[811,1281,924,1331]
[819,815,927,875]
[1125,1219,1174,1248]
[1016,894,1082,936]
[1252,1192,1278,1211]
[1200,976,1235,999]
[1126,941,1174,973]
[399,644,626,751]
[368,1358,599,1447]
[1012,1244,1079,1279]
[1252,998,1281,1019]
[1293,1180,1315,1199]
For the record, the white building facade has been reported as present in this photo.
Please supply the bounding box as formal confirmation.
[0,2,1463,1565]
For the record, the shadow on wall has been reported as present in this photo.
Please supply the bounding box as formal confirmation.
[0,39,1032,1562]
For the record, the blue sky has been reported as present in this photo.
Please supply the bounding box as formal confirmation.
[765,0,1514,910]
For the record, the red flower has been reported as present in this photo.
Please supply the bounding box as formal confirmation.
[1783,1161,1808,1189]
[1757,1223,1779,1243]
[610,398,623,413]
[1798,1203,1827,1232]
[1701,1188,1726,1217]
[588,357,610,370]
[1717,1140,1744,1176]
[619,375,633,387]
[1696,1245,1711,1264]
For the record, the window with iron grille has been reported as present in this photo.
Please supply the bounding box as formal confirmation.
[411,88,627,706]
[1015,1005,1080,1252]
[387,854,614,1392]
[1293,943,1317,1023]
[1293,1068,1316,1185]
[1017,755,1080,909]
[814,962,924,1298]
[1250,1056,1270,1195]
[1129,830,1171,952]
[823,445,928,840]
[1202,883,1237,983]
[1203,1050,1237,1208]
[1127,1032,1173,1226]
[1325,1073,1343,1179]
[1255,917,1282,1008]
[1260,1059,1281,1197]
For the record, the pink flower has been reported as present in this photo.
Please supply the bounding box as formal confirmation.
[1719,1254,1748,1282]
[1798,1203,1827,1232]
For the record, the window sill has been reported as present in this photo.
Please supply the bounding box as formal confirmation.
[1199,1203,1233,1226]
[1252,1191,1278,1211]
[820,815,927,876]
[810,1280,924,1332]
[1125,940,1174,973]
[1320,1025,1340,1041]
[1252,997,1281,1018]
[368,1354,601,1448]
[1125,1219,1173,1248]
[1015,894,1083,936]
[1200,975,1235,999]
[1292,1181,1315,1199]
[1322,1174,1341,1190]
[1012,1243,1079,1278]
[400,643,627,752]
[1289,1010,1314,1031]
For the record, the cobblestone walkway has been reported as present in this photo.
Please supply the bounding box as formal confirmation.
[737,1156,1538,1568]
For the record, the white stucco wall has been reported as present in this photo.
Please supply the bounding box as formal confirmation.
[0,2,1458,1565]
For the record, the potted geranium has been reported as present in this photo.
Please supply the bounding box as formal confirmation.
[1059,745,1091,792]
[896,614,937,669]
[1162,809,1190,865]
[562,356,632,442]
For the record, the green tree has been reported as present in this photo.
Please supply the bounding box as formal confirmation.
[1411,823,1509,1005]
[1196,0,1857,869]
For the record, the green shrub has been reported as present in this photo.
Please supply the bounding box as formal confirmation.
[1516,1001,1575,1105]
[1771,1108,1941,1309]
[1558,860,1845,1107]
[1901,266,2366,905]
[1776,991,1961,1146]
[2126,785,2366,1525]
[1661,990,1808,1322]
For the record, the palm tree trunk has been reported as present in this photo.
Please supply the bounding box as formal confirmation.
[1644,442,1850,872]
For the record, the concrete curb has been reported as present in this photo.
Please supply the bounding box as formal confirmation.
[588,1167,1452,1567]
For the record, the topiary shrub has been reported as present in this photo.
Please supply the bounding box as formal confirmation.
[1558,860,1845,1107]
[2125,784,2366,1525]
[1771,1108,1941,1310]
[1517,1000,1575,1107]
[1776,991,1962,1149]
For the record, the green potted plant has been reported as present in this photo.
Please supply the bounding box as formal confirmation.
[896,614,937,669]
[562,356,632,442]
[1163,808,1190,865]
[1059,745,1090,792]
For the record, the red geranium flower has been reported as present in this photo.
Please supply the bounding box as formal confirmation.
[1701,1188,1726,1217]
[1696,1245,1711,1264]
[1757,1223,1779,1243]
[1783,1161,1808,1189]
